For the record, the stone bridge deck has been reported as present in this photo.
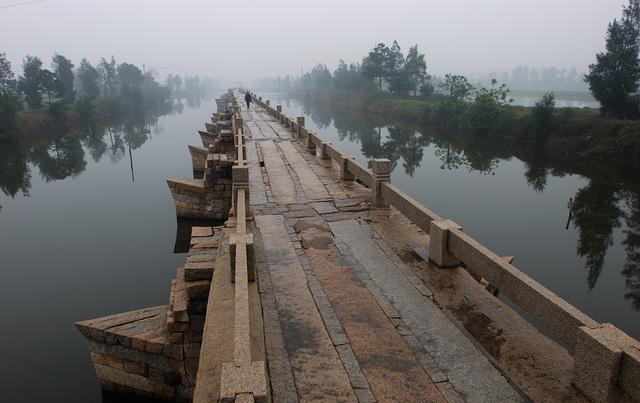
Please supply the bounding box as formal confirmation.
[195,93,560,403]
[78,90,640,403]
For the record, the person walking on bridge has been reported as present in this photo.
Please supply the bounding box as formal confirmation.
[244,92,252,109]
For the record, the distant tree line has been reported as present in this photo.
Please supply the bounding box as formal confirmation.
[294,41,429,97]
[0,52,218,138]
[165,74,219,99]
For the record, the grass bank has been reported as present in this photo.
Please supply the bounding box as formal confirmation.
[291,89,640,167]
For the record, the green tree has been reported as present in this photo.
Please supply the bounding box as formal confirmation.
[116,62,143,95]
[404,45,428,96]
[0,52,17,97]
[624,0,640,43]
[0,53,18,136]
[362,43,390,93]
[98,56,117,98]
[333,60,367,91]
[52,54,74,102]
[439,74,474,101]
[76,58,100,100]
[40,69,62,104]
[301,64,332,89]
[586,5,640,119]
[19,55,44,108]
[386,40,412,95]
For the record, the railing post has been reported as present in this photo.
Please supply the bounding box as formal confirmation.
[234,116,243,136]
[276,105,282,120]
[320,142,331,160]
[266,100,270,106]
[232,165,250,213]
[339,155,354,181]
[371,159,391,208]
[572,324,633,403]
[428,220,462,267]
[296,117,305,137]
[306,131,316,153]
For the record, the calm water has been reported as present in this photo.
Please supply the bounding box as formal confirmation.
[0,95,220,402]
[1,92,638,401]
[264,92,640,342]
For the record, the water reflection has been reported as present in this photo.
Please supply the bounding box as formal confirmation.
[293,94,640,311]
[0,95,209,200]
[623,193,640,309]
[0,142,31,199]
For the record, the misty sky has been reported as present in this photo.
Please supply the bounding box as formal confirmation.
[0,0,630,83]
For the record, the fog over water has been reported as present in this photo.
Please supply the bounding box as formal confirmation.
[0,0,629,83]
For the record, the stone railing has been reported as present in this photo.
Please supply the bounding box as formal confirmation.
[218,106,267,403]
[250,92,640,403]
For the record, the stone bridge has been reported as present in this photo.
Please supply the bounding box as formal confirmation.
[76,90,640,403]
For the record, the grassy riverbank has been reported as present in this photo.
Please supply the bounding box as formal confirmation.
[291,89,640,167]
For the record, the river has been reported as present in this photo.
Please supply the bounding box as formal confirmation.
[0,91,638,401]
[0,95,220,402]
[263,91,640,344]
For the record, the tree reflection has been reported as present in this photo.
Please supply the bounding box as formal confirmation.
[571,182,623,290]
[0,143,32,198]
[0,95,179,197]
[29,136,87,182]
[622,193,640,310]
[295,94,640,309]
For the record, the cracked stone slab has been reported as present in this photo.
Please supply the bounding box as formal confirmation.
[254,215,356,402]
[328,219,526,403]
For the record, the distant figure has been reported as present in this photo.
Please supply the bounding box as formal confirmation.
[245,92,252,109]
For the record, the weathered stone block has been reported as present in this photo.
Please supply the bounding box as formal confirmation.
[428,219,462,267]
[219,361,267,403]
[572,324,638,402]
[185,280,211,300]
[94,363,175,399]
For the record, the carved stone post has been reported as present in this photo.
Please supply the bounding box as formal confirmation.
[371,159,391,208]
[340,155,354,181]
[306,131,316,153]
[428,220,462,267]
[232,165,250,213]
[296,117,305,137]
[320,142,331,160]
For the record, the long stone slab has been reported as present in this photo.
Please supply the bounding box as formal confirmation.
[255,215,356,401]
[245,141,268,205]
[259,141,297,205]
[328,219,526,403]
[256,121,277,138]
[268,122,291,140]
[297,217,447,402]
[278,141,329,201]
[193,234,234,403]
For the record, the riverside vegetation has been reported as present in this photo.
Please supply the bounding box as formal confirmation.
[0,52,217,142]
[265,0,640,167]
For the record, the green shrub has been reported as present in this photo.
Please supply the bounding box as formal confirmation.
[531,92,556,141]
